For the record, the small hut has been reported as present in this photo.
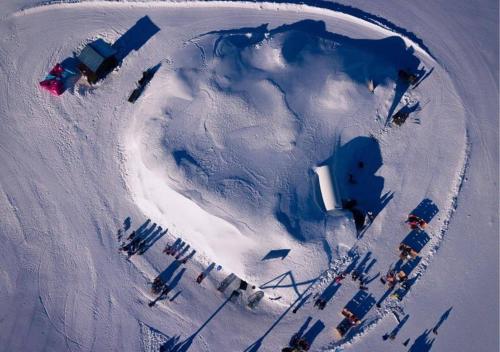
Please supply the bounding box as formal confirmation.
[77,39,117,84]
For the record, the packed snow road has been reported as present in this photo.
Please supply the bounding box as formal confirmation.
[0,1,492,352]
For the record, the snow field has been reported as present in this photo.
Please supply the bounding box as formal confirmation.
[0,1,482,352]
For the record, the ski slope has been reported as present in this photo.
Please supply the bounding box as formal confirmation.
[0,1,497,352]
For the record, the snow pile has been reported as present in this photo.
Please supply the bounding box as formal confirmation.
[125,20,423,278]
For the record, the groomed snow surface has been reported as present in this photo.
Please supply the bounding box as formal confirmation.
[0,1,498,352]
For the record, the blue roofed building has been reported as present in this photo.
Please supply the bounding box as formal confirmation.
[77,39,118,84]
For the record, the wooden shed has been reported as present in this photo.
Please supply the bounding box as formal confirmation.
[77,39,118,84]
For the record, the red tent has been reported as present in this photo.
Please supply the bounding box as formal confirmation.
[39,63,65,96]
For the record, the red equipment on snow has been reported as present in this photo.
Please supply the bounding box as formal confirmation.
[39,78,63,96]
[39,63,77,96]
[39,63,65,96]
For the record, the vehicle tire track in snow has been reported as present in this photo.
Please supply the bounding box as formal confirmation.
[37,240,84,350]
[37,230,101,351]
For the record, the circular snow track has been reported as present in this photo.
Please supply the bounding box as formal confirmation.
[1,2,473,352]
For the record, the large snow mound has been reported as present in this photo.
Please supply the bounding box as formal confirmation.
[125,20,464,282]
[0,2,477,351]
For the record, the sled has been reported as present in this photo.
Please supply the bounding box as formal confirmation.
[247,291,264,309]
[196,273,205,284]
[217,273,237,293]
[197,262,215,284]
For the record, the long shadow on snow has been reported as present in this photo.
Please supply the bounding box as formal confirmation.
[409,198,439,224]
[325,136,394,234]
[112,16,160,62]
[123,220,167,255]
[314,254,360,309]
[163,297,232,352]
[259,271,318,298]
[262,248,291,260]
[157,260,183,284]
[286,317,324,350]
[289,317,312,346]
[384,314,409,340]
[408,329,435,352]
[245,275,321,351]
[302,319,326,347]
[431,307,452,335]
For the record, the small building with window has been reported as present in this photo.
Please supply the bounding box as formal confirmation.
[77,39,118,84]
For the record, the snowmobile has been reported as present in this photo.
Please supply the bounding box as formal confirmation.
[217,273,237,293]
[39,63,77,96]
[247,291,264,309]
[196,262,215,284]
[392,108,410,126]
[149,285,171,307]
[163,244,172,254]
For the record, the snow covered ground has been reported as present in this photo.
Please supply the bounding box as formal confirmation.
[0,1,497,352]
